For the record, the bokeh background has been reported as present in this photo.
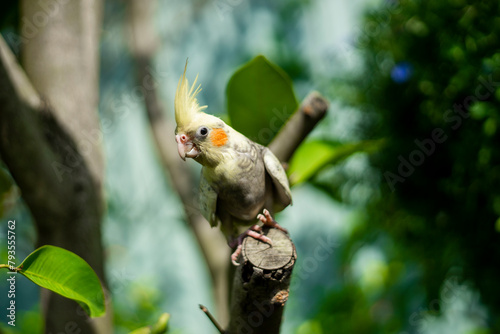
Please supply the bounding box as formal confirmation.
[1,0,499,333]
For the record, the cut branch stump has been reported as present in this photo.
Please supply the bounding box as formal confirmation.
[227,227,297,334]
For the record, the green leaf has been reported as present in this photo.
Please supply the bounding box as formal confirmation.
[287,140,384,186]
[226,55,298,145]
[129,313,170,334]
[18,245,105,317]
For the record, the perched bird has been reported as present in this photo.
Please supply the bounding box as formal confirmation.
[174,63,292,265]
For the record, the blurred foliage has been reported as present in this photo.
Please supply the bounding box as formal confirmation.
[0,309,42,334]
[329,0,500,332]
[112,280,169,334]
[129,313,170,334]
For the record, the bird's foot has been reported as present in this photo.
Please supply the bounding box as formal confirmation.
[229,225,272,266]
[257,209,288,234]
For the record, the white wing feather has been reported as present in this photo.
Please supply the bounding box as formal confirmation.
[263,148,292,208]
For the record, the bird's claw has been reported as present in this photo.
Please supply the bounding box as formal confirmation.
[229,224,272,265]
[229,210,287,265]
[231,245,242,266]
[257,209,288,234]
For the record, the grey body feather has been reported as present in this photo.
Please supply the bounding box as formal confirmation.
[198,133,292,239]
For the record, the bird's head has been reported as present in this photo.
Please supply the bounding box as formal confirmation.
[174,63,229,166]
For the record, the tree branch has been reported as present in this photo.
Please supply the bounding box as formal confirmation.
[268,92,329,162]
[21,1,105,188]
[0,37,65,217]
[200,304,225,334]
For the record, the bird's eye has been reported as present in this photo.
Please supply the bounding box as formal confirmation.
[197,126,209,137]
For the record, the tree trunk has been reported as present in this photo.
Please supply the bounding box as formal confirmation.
[0,1,110,332]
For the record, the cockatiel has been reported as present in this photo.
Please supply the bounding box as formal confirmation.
[174,63,292,265]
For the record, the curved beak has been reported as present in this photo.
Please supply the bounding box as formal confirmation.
[175,134,199,161]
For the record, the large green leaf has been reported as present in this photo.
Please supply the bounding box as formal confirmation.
[18,245,105,317]
[226,55,298,145]
[287,140,384,186]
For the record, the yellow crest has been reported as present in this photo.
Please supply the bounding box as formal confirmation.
[175,60,207,129]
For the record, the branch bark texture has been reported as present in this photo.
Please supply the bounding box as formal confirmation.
[228,228,296,334]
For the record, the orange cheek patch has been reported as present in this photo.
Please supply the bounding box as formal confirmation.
[210,128,228,147]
